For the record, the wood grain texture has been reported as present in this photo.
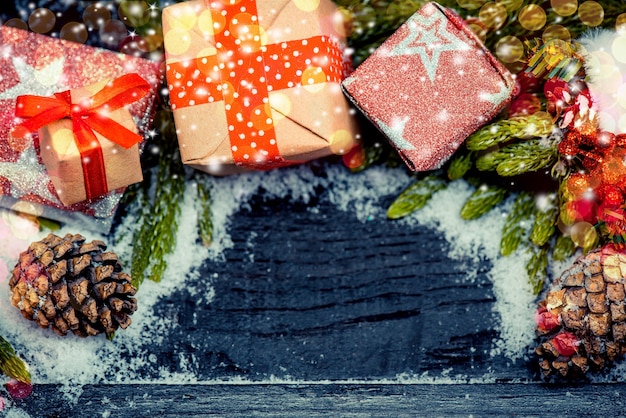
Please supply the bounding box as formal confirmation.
[13,383,626,417]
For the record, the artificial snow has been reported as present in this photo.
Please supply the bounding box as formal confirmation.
[0,162,588,407]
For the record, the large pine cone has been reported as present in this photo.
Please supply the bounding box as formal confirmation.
[9,233,137,337]
[535,245,626,377]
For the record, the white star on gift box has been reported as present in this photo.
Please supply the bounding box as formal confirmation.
[0,146,60,204]
[388,6,470,83]
[0,55,65,100]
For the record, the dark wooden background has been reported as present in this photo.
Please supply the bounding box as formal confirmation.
[9,188,626,416]
[4,1,626,416]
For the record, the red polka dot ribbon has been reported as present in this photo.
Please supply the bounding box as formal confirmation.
[167,0,345,167]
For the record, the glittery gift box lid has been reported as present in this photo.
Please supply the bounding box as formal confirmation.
[0,27,162,231]
[162,0,359,175]
[342,2,515,172]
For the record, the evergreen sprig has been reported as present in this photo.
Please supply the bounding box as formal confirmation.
[447,151,473,180]
[130,109,186,288]
[530,196,559,247]
[0,336,30,384]
[466,115,554,151]
[527,246,549,295]
[476,140,558,177]
[387,174,447,219]
[500,193,535,256]
[196,179,214,247]
[553,235,576,262]
[460,185,507,220]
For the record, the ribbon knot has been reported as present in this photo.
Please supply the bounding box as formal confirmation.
[12,73,150,201]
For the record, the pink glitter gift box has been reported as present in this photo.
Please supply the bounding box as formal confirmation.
[342,2,515,172]
[0,27,161,230]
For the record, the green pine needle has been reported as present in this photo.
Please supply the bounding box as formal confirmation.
[387,175,447,219]
[527,246,549,295]
[130,110,186,288]
[197,180,214,247]
[466,115,554,151]
[447,151,473,180]
[530,196,559,247]
[553,235,576,261]
[460,185,507,220]
[494,140,558,177]
[0,336,30,384]
[500,192,534,256]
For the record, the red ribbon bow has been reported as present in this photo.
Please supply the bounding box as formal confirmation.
[12,73,150,201]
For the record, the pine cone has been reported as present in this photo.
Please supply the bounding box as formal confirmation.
[535,245,626,378]
[9,233,137,337]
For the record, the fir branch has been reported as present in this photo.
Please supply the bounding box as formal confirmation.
[460,184,507,220]
[500,192,534,256]
[553,235,576,261]
[0,336,30,384]
[495,140,558,177]
[130,109,186,288]
[387,174,447,219]
[466,115,554,152]
[530,196,559,247]
[447,151,473,180]
[196,179,214,247]
[527,245,549,295]
[475,150,510,172]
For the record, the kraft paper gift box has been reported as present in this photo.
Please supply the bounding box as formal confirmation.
[163,0,359,175]
[0,26,161,230]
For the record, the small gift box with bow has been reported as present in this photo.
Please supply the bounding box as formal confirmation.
[162,0,359,174]
[0,27,161,229]
[13,74,151,206]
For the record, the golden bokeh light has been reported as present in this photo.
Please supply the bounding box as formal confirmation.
[542,25,571,42]
[495,36,524,63]
[578,1,604,27]
[479,2,508,30]
[519,4,547,31]
[551,0,578,17]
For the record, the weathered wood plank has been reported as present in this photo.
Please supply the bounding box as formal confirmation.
[12,383,626,417]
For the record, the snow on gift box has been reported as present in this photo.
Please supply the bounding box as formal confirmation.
[0,26,161,231]
[341,2,515,172]
[163,0,360,175]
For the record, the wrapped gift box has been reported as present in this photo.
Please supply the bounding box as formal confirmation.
[0,27,161,230]
[342,2,515,172]
[163,0,359,174]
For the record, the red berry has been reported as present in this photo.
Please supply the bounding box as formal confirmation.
[5,379,33,399]
[552,332,580,357]
[535,307,560,332]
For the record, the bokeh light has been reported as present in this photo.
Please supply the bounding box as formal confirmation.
[4,18,28,30]
[99,19,128,47]
[495,36,524,63]
[542,25,571,42]
[551,0,578,17]
[28,8,56,34]
[83,3,112,30]
[456,0,487,10]
[118,1,151,28]
[578,1,604,27]
[60,22,88,44]
[518,4,547,32]
[479,2,507,30]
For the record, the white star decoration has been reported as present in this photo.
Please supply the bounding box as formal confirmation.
[0,56,65,100]
[388,7,469,82]
[0,146,60,204]
[376,117,415,151]
[480,82,512,107]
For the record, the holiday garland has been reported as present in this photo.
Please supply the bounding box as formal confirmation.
[2,0,626,389]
